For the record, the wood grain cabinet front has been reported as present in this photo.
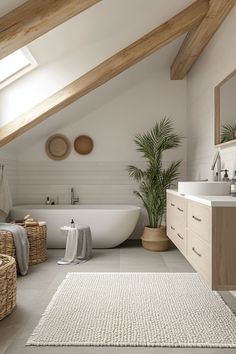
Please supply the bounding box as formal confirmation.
[187,229,211,285]
[167,193,186,256]
[166,190,236,290]
[187,201,211,243]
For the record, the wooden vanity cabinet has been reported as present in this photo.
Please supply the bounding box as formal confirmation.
[167,191,236,290]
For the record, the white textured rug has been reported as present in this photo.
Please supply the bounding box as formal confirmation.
[27,272,236,348]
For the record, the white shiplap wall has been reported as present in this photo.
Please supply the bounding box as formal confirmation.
[15,161,141,205]
[2,60,187,238]
[14,159,185,239]
[15,160,186,206]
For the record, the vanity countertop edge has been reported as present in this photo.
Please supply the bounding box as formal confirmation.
[167,189,236,207]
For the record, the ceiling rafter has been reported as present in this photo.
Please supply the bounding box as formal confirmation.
[0,0,101,60]
[0,0,209,147]
[171,0,236,80]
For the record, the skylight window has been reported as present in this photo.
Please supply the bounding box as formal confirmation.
[0,47,37,89]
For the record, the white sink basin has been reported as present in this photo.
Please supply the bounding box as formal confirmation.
[178,181,231,196]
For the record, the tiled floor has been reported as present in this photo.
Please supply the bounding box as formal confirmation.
[0,242,236,354]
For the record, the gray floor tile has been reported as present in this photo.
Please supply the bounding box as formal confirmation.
[119,264,168,272]
[1,245,236,354]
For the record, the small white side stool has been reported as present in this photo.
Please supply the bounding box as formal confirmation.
[57,225,92,265]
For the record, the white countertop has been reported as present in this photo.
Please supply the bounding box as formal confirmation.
[167,189,236,207]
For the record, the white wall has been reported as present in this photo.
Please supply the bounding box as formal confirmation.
[14,68,187,214]
[187,6,236,181]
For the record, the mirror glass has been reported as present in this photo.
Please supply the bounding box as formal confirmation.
[215,69,236,146]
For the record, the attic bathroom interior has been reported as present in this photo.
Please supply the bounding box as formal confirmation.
[1,0,236,353]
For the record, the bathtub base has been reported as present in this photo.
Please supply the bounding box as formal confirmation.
[10,205,141,249]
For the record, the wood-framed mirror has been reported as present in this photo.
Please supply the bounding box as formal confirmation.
[215,68,236,147]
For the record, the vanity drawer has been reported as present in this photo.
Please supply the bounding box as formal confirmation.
[167,215,185,237]
[167,193,177,216]
[187,201,211,243]
[167,224,176,244]
[187,229,211,282]
[167,223,186,255]
[167,193,186,227]
[173,228,186,255]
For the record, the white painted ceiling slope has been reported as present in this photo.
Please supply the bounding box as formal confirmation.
[0,0,194,65]
[0,0,26,16]
[1,39,185,154]
[0,0,192,151]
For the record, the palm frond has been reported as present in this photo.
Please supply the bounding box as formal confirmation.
[161,161,182,190]
[128,118,182,228]
[127,165,144,182]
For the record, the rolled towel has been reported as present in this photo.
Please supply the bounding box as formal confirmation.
[24,214,31,221]
[25,221,39,227]
[38,221,46,226]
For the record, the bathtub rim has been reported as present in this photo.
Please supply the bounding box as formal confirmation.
[11,204,141,211]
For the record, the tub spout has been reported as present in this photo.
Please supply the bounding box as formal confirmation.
[71,188,79,205]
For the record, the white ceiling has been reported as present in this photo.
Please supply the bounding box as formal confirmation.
[27,0,194,66]
[1,38,185,154]
[0,0,193,153]
[0,0,26,16]
[1,0,194,66]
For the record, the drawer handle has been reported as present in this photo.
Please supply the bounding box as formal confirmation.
[171,203,175,207]
[177,207,183,212]
[192,247,202,257]
[192,215,202,222]
[171,226,175,231]
[177,233,183,240]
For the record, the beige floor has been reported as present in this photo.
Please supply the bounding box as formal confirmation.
[0,241,236,354]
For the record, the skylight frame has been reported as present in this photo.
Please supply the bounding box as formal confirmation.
[0,47,38,90]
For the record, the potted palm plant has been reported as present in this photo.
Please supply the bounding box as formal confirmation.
[128,118,182,251]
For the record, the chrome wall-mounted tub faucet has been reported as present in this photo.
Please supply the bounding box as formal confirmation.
[71,187,79,205]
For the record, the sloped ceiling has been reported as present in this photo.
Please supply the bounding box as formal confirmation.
[0,38,185,154]
[27,0,194,66]
[0,0,194,126]
[0,0,26,15]
[0,0,193,152]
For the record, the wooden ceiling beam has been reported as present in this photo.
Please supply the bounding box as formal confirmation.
[0,0,209,147]
[0,0,101,60]
[171,0,236,80]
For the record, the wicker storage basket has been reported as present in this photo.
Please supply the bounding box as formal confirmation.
[0,254,17,320]
[0,225,47,266]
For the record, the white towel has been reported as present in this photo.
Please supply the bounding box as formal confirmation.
[0,223,29,276]
[58,226,92,265]
[58,228,79,264]
[0,168,12,219]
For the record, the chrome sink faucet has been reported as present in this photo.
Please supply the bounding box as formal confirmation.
[71,187,79,205]
[211,150,221,181]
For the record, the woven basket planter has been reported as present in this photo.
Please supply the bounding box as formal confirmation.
[0,254,17,320]
[0,225,47,266]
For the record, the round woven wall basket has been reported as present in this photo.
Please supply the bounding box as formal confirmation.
[46,134,71,160]
[74,135,94,155]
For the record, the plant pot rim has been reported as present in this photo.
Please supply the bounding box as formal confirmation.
[145,225,166,231]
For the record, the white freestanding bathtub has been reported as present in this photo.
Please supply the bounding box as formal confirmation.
[11,205,141,248]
